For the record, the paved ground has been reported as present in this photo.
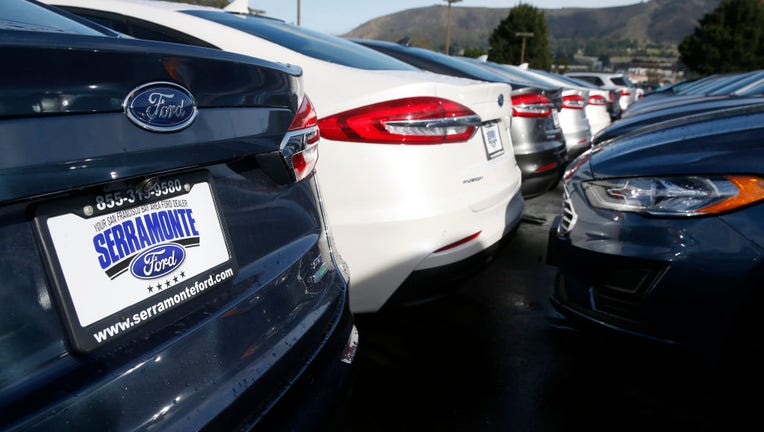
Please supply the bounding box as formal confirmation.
[344,184,760,431]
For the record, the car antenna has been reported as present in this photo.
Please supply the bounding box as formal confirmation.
[397,37,411,47]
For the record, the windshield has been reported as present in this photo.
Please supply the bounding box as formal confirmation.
[182,10,417,71]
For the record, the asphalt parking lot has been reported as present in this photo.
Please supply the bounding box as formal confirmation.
[344,184,761,432]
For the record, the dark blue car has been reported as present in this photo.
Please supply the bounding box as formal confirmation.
[547,104,764,373]
[592,96,764,145]
[1,1,356,430]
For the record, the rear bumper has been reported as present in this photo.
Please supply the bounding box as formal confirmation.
[516,146,566,199]
[8,240,356,432]
[381,190,524,310]
[382,236,505,310]
[319,136,523,313]
[243,307,358,432]
[563,134,591,163]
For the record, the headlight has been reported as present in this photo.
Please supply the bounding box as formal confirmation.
[582,175,764,216]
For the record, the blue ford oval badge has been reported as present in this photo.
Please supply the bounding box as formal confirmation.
[130,243,186,280]
[124,82,197,132]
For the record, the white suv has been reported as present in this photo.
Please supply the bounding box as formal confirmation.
[565,72,639,111]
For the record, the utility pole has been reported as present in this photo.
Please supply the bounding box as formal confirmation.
[443,0,462,55]
[515,32,534,64]
[297,0,301,25]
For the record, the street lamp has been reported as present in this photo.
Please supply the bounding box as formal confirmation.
[443,0,462,55]
[515,32,534,64]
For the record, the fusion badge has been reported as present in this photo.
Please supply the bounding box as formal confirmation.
[124,81,197,132]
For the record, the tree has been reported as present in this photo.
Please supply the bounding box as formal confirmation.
[678,0,764,74]
[488,4,551,69]
[462,47,488,58]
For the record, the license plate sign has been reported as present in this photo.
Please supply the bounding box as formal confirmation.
[482,122,504,159]
[552,109,561,129]
[37,177,235,352]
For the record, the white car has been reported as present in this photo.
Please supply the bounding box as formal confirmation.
[565,72,639,111]
[46,0,525,313]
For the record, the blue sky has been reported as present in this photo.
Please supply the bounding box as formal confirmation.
[248,0,643,35]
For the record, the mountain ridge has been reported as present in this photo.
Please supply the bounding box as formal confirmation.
[344,0,721,54]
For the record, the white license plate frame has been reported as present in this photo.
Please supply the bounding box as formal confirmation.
[481,121,505,160]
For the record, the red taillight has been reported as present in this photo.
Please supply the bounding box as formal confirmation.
[317,97,481,145]
[535,162,558,173]
[434,231,482,253]
[289,95,319,140]
[562,94,586,110]
[588,95,607,106]
[282,96,319,182]
[512,93,553,118]
[620,90,632,97]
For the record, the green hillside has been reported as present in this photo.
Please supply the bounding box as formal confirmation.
[344,0,721,55]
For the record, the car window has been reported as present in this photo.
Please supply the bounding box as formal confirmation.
[69,11,128,34]
[125,16,218,48]
[358,41,512,82]
[574,76,604,86]
[610,76,632,87]
[482,63,549,87]
[528,68,586,88]
[561,76,599,89]
[61,8,219,49]
[1,0,106,35]
[182,10,417,71]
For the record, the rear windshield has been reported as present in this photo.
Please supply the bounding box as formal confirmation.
[360,41,508,82]
[182,10,418,71]
[0,0,106,35]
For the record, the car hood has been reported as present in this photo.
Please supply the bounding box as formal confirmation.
[589,105,764,179]
[623,94,720,118]
[593,96,764,144]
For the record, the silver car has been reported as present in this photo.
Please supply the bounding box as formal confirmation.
[493,65,593,162]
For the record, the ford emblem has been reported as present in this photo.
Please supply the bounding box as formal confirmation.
[130,243,186,280]
[123,82,197,132]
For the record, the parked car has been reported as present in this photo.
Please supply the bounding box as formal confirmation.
[457,59,600,163]
[498,66,593,162]
[511,67,611,143]
[593,96,764,145]
[547,103,764,375]
[1,0,357,430]
[623,70,764,118]
[46,0,526,313]
[352,38,567,198]
[565,72,638,111]
[647,77,710,97]
[540,72,617,132]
